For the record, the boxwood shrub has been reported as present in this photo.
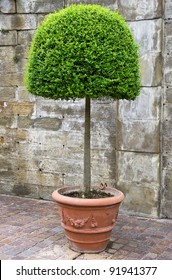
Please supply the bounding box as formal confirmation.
[25,4,141,101]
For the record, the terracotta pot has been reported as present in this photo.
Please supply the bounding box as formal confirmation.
[52,186,124,253]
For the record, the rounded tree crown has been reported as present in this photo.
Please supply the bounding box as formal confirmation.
[25,4,141,100]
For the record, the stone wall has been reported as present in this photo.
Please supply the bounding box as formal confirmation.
[0,0,171,218]
[116,0,162,217]
[161,0,172,218]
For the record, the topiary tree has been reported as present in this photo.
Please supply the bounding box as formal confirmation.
[25,4,141,194]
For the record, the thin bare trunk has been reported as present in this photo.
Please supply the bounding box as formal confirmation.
[84,97,91,193]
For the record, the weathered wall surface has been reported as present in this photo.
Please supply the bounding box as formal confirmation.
[0,0,117,200]
[161,0,172,218]
[116,0,163,217]
[0,0,170,218]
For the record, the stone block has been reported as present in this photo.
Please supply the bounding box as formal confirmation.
[14,102,34,116]
[0,47,18,73]
[0,135,17,158]
[119,87,161,120]
[165,86,172,103]
[0,101,34,116]
[0,128,16,145]
[162,136,172,153]
[166,36,172,53]
[117,151,160,184]
[5,48,28,76]
[117,0,161,20]
[117,120,160,153]
[16,130,28,143]
[0,116,16,128]
[0,73,24,86]
[128,19,162,54]
[18,116,62,131]
[0,156,12,173]
[0,30,17,45]
[66,0,117,10]
[165,71,172,84]
[0,181,14,195]
[38,158,83,176]
[64,172,83,187]
[16,86,36,102]
[12,183,39,198]
[17,0,64,13]
[34,146,81,165]
[27,129,83,149]
[19,129,83,162]
[165,1,172,19]
[16,169,62,188]
[119,182,159,217]
[0,0,16,13]
[3,128,21,142]
[117,151,160,217]
[165,53,172,68]
[0,167,15,181]
[17,116,34,129]
[0,87,15,101]
[163,120,172,137]
[37,14,48,26]
[0,14,37,30]
[162,155,172,170]
[0,46,27,75]
[17,30,35,45]
[140,52,162,86]
[161,200,172,219]
[91,101,117,134]
[35,98,85,118]
[91,149,116,183]
[91,133,115,150]
[163,170,172,200]
[16,158,39,172]
[39,185,61,200]
[15,44,31,61]
[165,21,172,36]
[164,54,172,84]
[164,103,172,120]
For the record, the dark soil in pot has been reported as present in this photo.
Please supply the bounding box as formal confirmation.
[63,189,114,199]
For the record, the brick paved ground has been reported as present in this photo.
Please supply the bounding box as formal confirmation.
[0,194,172,260]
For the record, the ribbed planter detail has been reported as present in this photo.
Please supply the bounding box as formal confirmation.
[52,186,124,253]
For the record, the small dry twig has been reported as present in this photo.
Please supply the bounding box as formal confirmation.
[99,182,108,190]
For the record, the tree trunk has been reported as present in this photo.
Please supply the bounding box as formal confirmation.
[84,97,91,193]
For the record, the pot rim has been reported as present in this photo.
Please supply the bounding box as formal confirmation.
[52,186,124,207]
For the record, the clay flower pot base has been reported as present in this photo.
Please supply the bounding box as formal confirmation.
[52,186,124,253]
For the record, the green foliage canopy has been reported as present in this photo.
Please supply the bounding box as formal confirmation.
[25,4,141,100]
